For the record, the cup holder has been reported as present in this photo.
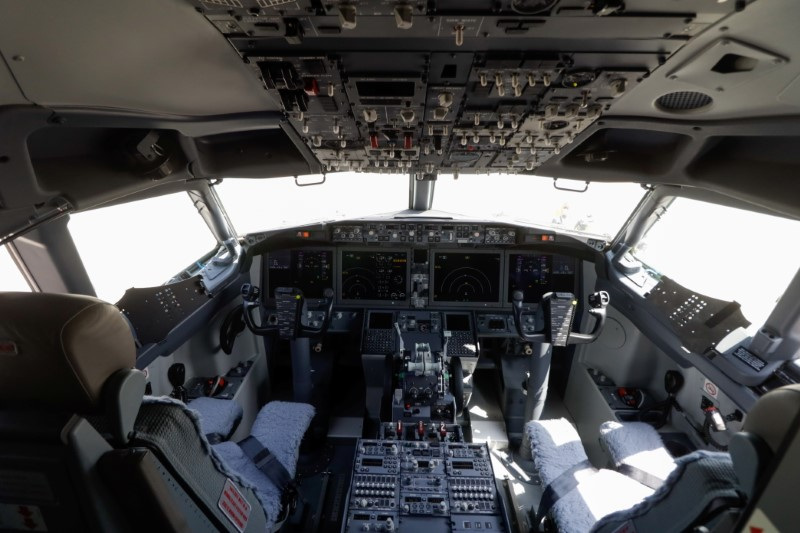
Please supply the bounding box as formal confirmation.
[660,432,695,458]
[615,410,663,425]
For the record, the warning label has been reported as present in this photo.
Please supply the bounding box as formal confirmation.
[218,479,251,533]
[0,503,48,531]
[732,346,766,372]
[744,507,779,533]
[702,378,719,399]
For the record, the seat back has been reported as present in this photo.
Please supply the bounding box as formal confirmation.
[0,292,141,532]
[0,292,268,532]
[729,384,800,531]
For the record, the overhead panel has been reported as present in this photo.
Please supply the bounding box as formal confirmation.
[186,0,738,174]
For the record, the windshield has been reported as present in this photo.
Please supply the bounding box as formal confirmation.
[633,197,800,329]
[218,172,645,239]
[69,193,217,303]
[216,173,409,235]
[433,174,645,239]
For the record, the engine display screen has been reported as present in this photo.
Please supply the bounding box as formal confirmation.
[433,252,501,303]
[507,253,576,303]
[267,249,332,299]
[341,251,408,301]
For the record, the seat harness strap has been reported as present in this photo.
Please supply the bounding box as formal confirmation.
[536,459,593,524]
[618,463,665,491]
[237,436,293,491]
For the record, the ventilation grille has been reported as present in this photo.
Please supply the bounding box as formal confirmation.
[656,91,713,112]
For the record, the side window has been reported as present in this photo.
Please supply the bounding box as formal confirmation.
[632,197,800,328]
[68,193,217,303]
[0,246,32,292]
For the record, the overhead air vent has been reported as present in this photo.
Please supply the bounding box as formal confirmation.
[711,54,758,74]
[655,91,713,113]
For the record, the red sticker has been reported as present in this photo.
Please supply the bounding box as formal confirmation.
[0,340,19,356]
[217,479,251,533]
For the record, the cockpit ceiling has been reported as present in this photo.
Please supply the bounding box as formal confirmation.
[1,0,800,239]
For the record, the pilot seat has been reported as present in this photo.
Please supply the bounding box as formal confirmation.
[0,292,312,532]
[526,384,800,532]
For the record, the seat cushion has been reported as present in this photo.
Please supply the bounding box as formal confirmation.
[599,421,676,482]
[189,397,243,441]
[591,451,742,533]
[214,401,314,531]
[526,418,654,533]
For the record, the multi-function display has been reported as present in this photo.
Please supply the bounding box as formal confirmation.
[507,253,576,303]
[432,252,501,303]
[341,251,408,301]
[267,249,333,299]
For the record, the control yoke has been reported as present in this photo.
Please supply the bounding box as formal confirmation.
[512,290,609,346]
[241,284,335,339]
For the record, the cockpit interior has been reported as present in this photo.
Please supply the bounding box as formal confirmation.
[1,1,800,532]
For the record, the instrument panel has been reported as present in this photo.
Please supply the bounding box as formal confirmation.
[263,244,577,308]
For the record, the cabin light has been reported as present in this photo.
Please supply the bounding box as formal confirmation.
[297,231,311,238]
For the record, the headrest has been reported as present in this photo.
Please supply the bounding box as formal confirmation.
[0,292,136,413]
[742,384,800,454]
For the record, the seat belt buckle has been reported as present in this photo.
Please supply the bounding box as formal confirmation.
[279,480,299,520]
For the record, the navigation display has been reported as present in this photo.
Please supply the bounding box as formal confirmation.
[507,253,576,303]
[341,250,408,301]
[433,252,501,303]
[267,249,332,299]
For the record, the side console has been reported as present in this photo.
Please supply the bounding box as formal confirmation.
[342,439,507,532]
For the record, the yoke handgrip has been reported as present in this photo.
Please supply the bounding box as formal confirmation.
[567,291,609,344]
[512,290,547,343]
[241,284,277,336]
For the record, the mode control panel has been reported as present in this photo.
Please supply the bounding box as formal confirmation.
[484,227,517,245]
[344,440,507,532]
[332,225,364,242]
[332,223,522,246]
